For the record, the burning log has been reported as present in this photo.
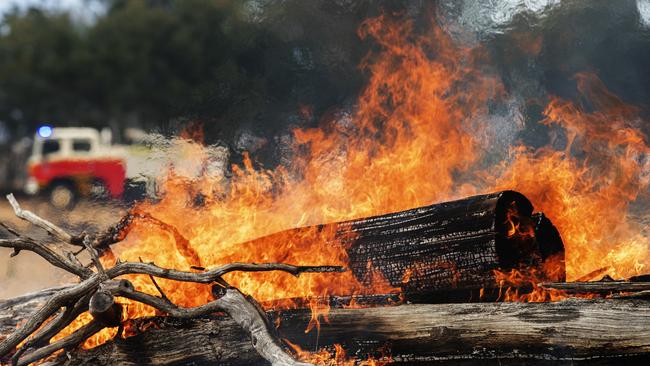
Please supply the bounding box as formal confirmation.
[4,286,650,365]
[2,297,643,365]
[244,190,565,300]
[0,191,577,364]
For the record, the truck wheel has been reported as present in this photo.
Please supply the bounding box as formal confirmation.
[49,182,77,210]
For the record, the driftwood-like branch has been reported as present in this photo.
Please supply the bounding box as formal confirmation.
[0,259,337,365]
[0,195,342,366]
[0,274,101,356]
[16,321,105,366]
[5,194,78,245]
[112,284,312,366]
[9,292,92,365]
[30,298,648,365]
[107,262,344,284]
[211,287,313,366]
[0,237,92,278]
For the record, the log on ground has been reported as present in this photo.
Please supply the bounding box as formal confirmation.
[41,298,650,365]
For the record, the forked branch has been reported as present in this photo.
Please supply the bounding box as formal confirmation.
[6,194,79,245]
[0,195,341,366]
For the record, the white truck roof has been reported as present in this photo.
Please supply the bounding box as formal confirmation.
[36,127,100,140]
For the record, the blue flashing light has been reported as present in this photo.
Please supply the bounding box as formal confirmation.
[38,125,53,138]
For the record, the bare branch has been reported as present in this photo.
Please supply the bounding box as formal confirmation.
[574,266,612,282]
[0,222,20,237]
[540,281,650,294]
[0,274,101,356]
[115,286,313,366]
[10,293,91,365]
[117,287,223,318]
[0,238,92,278]
[2,262,342,363]
[16,321,105,366]
[5,194,78,245]
[140,257,169,301]
[107,262,345,284]
[214,287,314,366]
[83,236,106,279]
[1,199,341,366]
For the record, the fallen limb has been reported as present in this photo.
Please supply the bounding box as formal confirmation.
[9,292,92,364]
[16,321,105,366]
[212,287,313,366]
[107,261,344,283]
[0,274,101,356]
[0,195,342,366]
[0,237,92,278]
[38,298,650,365]
[5,194,79,245]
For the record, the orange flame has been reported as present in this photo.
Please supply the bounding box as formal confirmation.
[285,340,391,366]
[489,73,650,281]
[504,201,535,239]
[305,298,330,335]
[48,13,650,361]
[492,255,594,303]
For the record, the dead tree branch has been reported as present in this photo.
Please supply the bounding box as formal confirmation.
[0,195,341,366]
[0,274,101,356]
[16,321,105,366]
[0,237,92,278]
[5,194,79,245]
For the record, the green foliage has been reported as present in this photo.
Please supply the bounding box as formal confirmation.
[0,8,85,133]
[0,0,271,138]
[0,0,372,147]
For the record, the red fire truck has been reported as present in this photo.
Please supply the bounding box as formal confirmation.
[25,127,127,209]
[23,126,228,209]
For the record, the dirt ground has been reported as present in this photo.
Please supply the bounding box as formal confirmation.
[0,197,126,299]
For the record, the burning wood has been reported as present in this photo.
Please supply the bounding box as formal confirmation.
[4,285,650,364]
[243,190,565,302]
[0,194,340,366]
[5,187,650,366]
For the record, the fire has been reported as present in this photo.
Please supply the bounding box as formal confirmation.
[489,72,650,281]
[48,11,650,361]
[492,255,595,303]
[305,298,330,335]
[504,201,535,239]
[285,340,391,366]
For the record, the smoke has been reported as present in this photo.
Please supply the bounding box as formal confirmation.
[638,0,650,27]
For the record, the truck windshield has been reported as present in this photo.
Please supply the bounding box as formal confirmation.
[42,139,60,157]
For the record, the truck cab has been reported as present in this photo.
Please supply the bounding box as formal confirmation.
[25,127,126,209]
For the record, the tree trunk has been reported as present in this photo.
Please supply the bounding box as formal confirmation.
[31,298,650,365]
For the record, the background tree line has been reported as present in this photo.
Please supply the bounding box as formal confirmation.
[0,0,379,151]
[1,0,649,159]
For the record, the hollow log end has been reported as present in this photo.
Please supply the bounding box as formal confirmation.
[494,191,565,281]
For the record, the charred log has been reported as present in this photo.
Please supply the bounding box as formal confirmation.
[243,191,565,300]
